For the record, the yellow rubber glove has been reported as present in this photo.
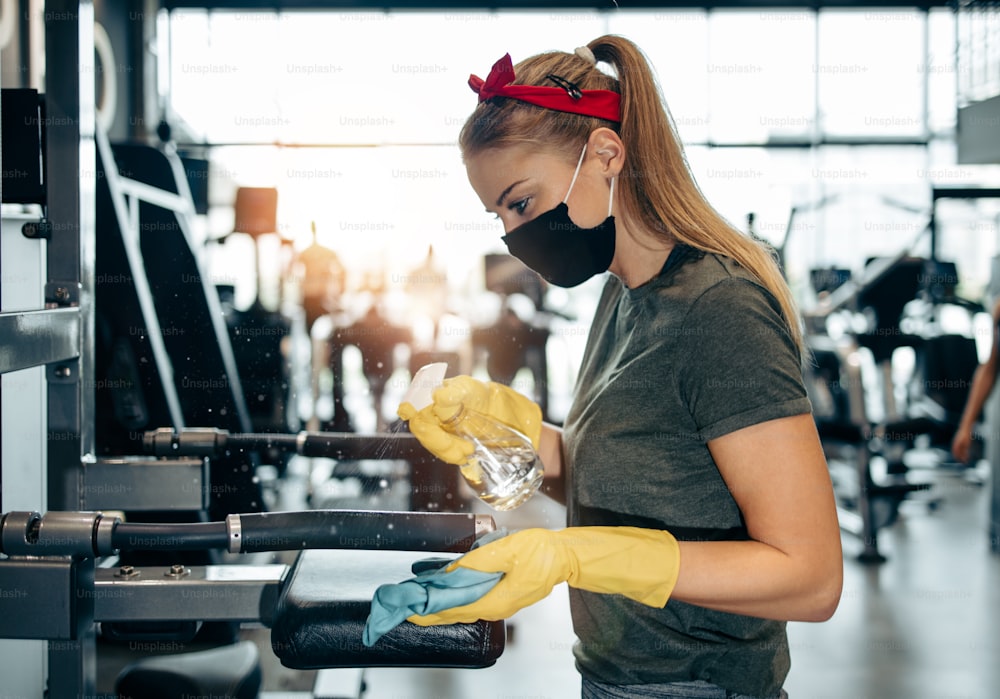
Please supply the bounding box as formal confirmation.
[397,375,543,466]
[406,526,680,624]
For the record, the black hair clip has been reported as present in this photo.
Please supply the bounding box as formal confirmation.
[545,74,583,100]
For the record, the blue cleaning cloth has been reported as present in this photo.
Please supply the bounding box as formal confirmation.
[362,530,507,647]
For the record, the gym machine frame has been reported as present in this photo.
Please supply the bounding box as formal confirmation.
[0,505,497,699]
[1,4,484,695]
[0,2,97,695]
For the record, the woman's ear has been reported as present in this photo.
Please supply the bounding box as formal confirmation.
[588,127,624,176]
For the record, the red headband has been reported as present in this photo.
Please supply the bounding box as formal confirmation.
[468,53,621,123]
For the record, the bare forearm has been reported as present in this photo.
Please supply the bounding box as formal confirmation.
[672,414,843,622]
[958,364,997,432]
[672,538,842,622]
[538,423,566,505]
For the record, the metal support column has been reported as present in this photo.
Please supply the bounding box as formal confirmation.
[42,2,96,696]
[44,0,95,511]
[47,558,97,699]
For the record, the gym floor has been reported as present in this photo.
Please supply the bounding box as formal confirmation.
[248,455,999,699]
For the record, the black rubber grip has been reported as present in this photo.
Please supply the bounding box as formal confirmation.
[145,428,435,463]
[231,431,433,461]
[237,510,478,554]
[293,432,429,461]
[112,521,229,552]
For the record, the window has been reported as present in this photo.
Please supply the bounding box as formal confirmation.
[162,7,998,316]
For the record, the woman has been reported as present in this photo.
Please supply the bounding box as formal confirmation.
[398,35,843,699]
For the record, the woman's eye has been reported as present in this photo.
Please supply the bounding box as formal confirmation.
[509,198,529,215]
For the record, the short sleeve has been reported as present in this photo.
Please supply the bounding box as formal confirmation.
[676,278,812,441]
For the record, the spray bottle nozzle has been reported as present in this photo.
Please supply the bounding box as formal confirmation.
[401,362,449,410]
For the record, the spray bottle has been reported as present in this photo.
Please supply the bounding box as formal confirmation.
[403,363,544,511]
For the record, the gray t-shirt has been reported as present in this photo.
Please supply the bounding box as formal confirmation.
[562,246,812,699]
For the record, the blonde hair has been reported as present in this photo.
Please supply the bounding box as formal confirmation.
[459,35,803,352]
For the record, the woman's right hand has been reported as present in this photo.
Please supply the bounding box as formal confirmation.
[397,375,543,465]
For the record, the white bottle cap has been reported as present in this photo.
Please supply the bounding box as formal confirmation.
[402,362,449,410]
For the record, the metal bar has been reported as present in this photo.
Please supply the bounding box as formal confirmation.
[0,557,95,697]
[102,124,254,433]
[931,186,1000,200]
[159,1,952,10]
[145,427,439,462]
[854,443,886,564]
[47,0,97,461]
[0,557,75,639]
[166,136,938,150]
[0,508,492,557]
[47,558,96,699]
[82,457,209,512]
[156,145,253,433]
[45,0,96,510]
[921,7,930,145]
[96,126,186,429]
[19,3,99,697]
[235,510,487,554]
[836,349,887,562]
[0,307,80,374]
[117,176,192,212]
[93,564,286,625]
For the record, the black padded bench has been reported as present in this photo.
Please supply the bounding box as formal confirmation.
[115,542,505,697]
[271,548,506,670]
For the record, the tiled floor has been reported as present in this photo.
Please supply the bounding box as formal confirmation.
[255,455,999,699]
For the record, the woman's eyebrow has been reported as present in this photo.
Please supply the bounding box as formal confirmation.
[496,179,528,209]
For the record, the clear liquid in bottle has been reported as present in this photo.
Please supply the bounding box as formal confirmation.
[446,406,544,511]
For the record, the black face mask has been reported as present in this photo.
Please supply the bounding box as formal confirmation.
[501,145,616,289]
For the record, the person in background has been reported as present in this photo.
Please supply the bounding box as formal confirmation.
[404,244,449,345]
[397,35,843,699]
[293,221,347,430]
[952,299,1000,464]
[294,220,346,334]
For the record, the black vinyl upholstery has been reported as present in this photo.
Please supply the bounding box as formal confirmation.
[271,549,505,670]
